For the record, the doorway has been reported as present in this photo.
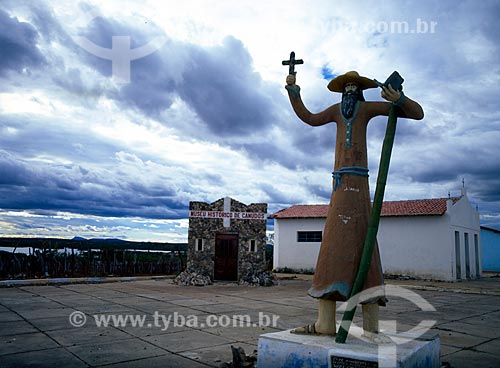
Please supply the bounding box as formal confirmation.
[214,234,238,281]
[455,231,461,280]
[464,233,470,279]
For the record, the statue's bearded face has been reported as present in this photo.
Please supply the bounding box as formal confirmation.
[341,82,363,118]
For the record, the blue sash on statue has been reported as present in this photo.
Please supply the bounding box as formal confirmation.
[332,166,369,191]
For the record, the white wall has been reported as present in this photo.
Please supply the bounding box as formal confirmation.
[377,215,452,280]
[273,218,324,270]
[273,196,481,281]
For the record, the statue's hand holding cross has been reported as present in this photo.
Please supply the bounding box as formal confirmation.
[282,51,303,99]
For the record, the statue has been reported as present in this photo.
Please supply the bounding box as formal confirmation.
[283,53,424,340]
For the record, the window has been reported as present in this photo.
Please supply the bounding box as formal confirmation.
[195,238,204,251]
[297,231,322,242]
[249,239,257,252]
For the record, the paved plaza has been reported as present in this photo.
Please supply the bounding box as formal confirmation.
[1,276,500,367]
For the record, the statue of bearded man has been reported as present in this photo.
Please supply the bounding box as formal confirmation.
[285,70,424,340]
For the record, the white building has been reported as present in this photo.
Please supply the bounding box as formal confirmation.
[270,195,481,281]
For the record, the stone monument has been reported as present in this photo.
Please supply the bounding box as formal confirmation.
[185,197,268,283]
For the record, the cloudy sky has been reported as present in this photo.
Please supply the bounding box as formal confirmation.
[1,0,499,242]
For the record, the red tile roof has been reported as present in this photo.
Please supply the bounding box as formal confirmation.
[269,197,461,219]
[269,204,328,219]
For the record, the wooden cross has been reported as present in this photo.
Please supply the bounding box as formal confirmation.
[282,51,303,75]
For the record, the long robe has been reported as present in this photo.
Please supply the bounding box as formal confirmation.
[287,90,423,303]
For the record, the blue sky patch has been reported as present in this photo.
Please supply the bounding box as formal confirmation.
[321,65,336,80]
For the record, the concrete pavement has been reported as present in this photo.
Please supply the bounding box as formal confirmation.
[1,276,500,367]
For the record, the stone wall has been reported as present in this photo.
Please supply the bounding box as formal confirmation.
[187,197,267,281]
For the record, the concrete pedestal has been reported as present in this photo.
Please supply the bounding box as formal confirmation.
[257,329,440,368]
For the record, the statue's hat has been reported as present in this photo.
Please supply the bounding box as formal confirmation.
[327,71,378,92]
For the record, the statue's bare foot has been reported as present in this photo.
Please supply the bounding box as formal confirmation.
[362,331,393,344]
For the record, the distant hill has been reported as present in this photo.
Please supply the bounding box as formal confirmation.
[72,237,125,242]
[0,237,187,252]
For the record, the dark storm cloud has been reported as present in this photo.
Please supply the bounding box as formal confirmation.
[177,36,277,136]
[0,9,46,76]
[292,124,336,165]
[52,68,106,98]
[479,2,500,54]
[0,149,188,219]
[0,151,32,186]
[0,150,74,206]
[0,115,119,163]
[0,114,193,219]
[1,1,110,100]
[306,183,331,203]
[259,183,299,207]
[19,1,69,43]
[71,8,279,137]
[410,156,500,193]
[234,141,303,171]
[74,9,166,78]
[116,45,177,117]
[117,34,280,138]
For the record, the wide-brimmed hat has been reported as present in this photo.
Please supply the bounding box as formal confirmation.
[327,71,377,92]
